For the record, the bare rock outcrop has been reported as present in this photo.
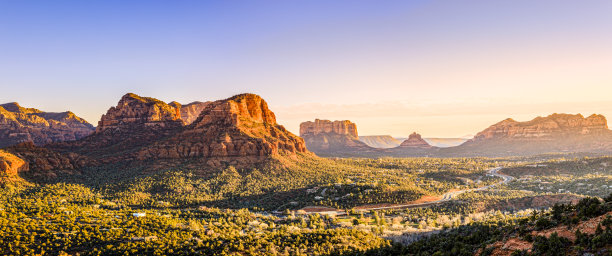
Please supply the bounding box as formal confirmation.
[300,119,358,138]
[136,93,308,167]
[445,113,612,156]
[472,113,608,141]
[174,101,210,125]
[299,119,371,154]
[0,102,95,148]
[399,132,432,148]
[0,149,28,183]
[96,93,183,133]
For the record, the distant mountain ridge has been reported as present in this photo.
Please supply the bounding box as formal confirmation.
[0,102,95,148]
[359,135,401,148]
[444,113,612,156]
[1,93,310,182]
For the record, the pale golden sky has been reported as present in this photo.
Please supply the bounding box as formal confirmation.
[1,1,611,137]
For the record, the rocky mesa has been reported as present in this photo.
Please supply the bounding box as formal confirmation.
[471,113,609,141]
[0,102,95,148]
[446,113,612,156]
[299,119,371,153]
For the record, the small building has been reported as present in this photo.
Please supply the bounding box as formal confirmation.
[132,212,146,217]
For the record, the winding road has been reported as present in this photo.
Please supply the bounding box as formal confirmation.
[352,167,514,212]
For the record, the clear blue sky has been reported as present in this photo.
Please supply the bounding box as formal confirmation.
[1,1,611,137]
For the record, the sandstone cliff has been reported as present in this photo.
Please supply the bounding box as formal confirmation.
[299,119,371,154]
[96,93,183,133]
[399,132,432,148]
[175,101,210,125]
[137,94,308,167]
[47,93,309,169]
[0,149,28,184]
[300,119,358,138]
[472,113,608,141]
[445,113,612,156]
[0,102,95,148]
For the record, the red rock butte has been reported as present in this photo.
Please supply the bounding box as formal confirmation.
[300,119,358,138]
[3,93,310,174]
[399,132,432,148]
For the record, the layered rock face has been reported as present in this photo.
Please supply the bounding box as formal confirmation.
[300,119,358,138]
[472,114,609,141]
[96,93,183,133]
[447,113,612,157]
[14,93,310,174]
[136,94,308,167]
[359,135,401,148]
[0,149,28,183]
[175,101,210,125]
[8,142,92,172]
[399,132,432,148]
[299,119,371,153]
[0,102,95,148]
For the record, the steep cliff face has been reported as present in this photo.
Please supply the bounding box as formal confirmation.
[359,135,401,148]
[399,132,432,148]
[446,113,612,156]
[96,93,183,133]
[472,114,608,141]
[0,149,28,184]
[299,119,371,153]
[17,93,311,173]
[0,102,95,148]
[300,119,358,138]
[175,101,210,125]
[136,94,308,167]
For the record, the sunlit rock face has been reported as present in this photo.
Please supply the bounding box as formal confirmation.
[8,93,311,174]
[446,113,612,157]
[0,102,94,148]
[472,113,609,141]
[96,93,184,133]
[136,93,309,167]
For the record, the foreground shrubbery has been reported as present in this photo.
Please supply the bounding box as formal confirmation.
[0,184,390,255]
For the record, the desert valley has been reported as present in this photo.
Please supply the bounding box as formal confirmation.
[2,1,612,255]
[0,93,611,256]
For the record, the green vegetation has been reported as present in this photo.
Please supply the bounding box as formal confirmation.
[3,155,612,255]
[0,183,390,255]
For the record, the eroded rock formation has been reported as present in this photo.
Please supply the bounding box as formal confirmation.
[446,113,612,156]
[300,119,358,138]
[0,102,95,148]
[0,149,28,183]
[472,114,608,141]
[176,101,210,125]
[299,119,371,153]
[399,132,432,148]
[96,93,183,133]
[137,94,307,167]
